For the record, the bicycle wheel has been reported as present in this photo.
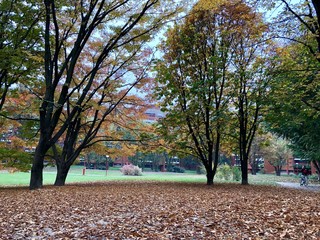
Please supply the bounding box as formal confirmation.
[300,177,304,186]
[305,177,309,186]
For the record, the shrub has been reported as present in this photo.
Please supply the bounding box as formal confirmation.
[309,174,319,182]
[120,164,142,176]
[175,166,185,173]
[217,164,232,181]
[167,166,185,173]
[232,166,241,181]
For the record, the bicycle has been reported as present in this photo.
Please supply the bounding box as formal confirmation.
[300,175,309,187]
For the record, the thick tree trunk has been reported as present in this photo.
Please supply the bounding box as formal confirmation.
[241,164,248,185]
[206,169,214,185]
[54,162,71,186]
[241,154,249,185]
[29,146,46,190]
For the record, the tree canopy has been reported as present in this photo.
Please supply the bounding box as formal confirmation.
[26,0,184,189]
[0,0,42,111]
[154,0,270,185]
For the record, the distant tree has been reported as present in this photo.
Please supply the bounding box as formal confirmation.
[248,133,267,175]
[261,135,292,176]
[265,40,320,180]
[228,11,271,185]
[259,0,320,180]
[155,2,230,185]
[155,0,266,185]
[232,1,320,180]
[262,136,292,176]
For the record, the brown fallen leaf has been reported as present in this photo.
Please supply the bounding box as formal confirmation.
[0,182,319,239]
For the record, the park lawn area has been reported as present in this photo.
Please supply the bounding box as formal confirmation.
[0,167,207,187]
[0,165,300,187]
[0,181,319,239]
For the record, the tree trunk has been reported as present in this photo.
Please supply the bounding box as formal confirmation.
[241,153,249,185]
[275,167,281,176]
[29,142,47,190]
[251,161,257,175]
[54,162,71,186]
[29,153,44,190]
[206,169,214,185]
[312,160,320,181]
[241,164,249,185]
[212,132,220,180]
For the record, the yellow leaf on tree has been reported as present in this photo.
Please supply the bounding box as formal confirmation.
[194,0,228,10]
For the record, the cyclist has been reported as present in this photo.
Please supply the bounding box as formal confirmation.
[300,166,309,186]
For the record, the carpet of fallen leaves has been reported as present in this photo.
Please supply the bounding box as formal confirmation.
[0,182,319,239]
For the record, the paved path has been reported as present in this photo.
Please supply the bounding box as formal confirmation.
[277,182,320,192]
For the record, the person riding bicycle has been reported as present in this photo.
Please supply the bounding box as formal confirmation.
[300,166,310,186]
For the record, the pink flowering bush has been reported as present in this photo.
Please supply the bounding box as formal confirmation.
[120,164,142,176]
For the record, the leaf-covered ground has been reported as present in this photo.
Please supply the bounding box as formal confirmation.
[0,182,319,239]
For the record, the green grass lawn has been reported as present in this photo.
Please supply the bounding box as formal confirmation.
[0,165,301,187]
